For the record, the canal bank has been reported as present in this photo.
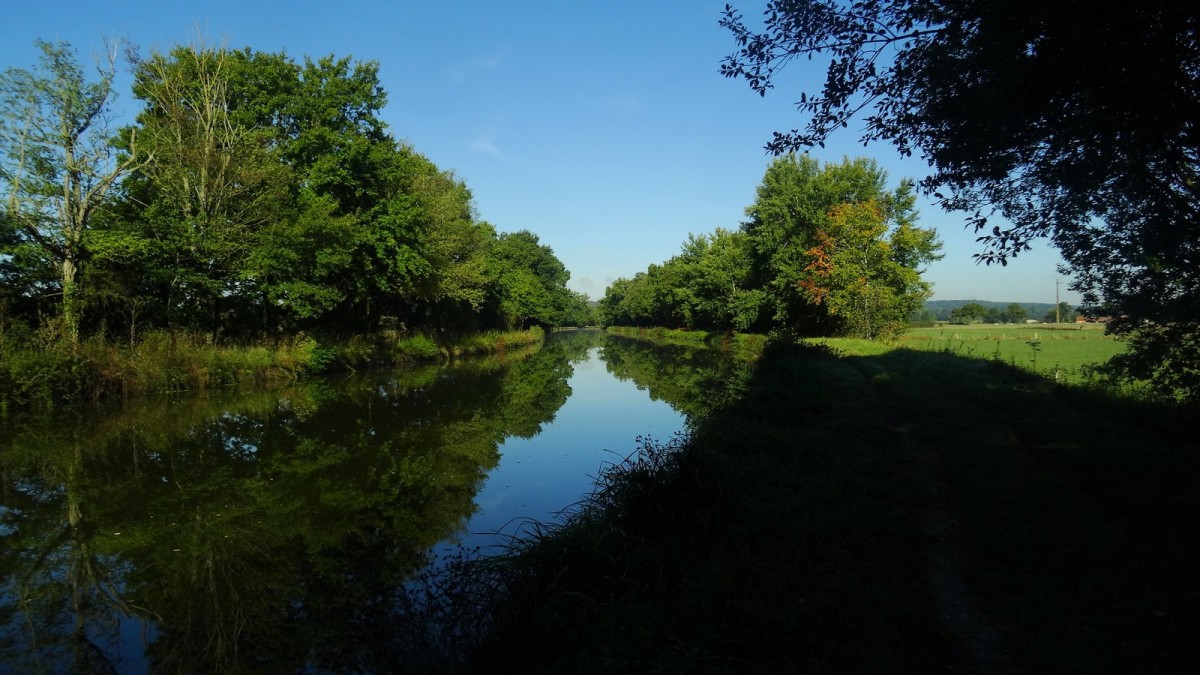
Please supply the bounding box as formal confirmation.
[463,337,1199,673]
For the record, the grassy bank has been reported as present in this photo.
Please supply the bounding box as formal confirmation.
[0,326,544,408]
[460,335,1198,672]
[605,323,1126,384]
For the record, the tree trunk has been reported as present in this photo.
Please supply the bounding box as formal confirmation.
[62,257,80,345]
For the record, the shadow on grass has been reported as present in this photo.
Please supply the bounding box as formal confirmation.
[459,341,1199,673]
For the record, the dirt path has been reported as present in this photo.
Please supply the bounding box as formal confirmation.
[903,425,1016,673]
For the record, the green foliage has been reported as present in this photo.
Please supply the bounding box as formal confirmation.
[720,0,1200,402]
[1093,322,1200,404]
[556,290,595,327]
[3,38,578,392]
[744,155,941,339]
[600,228,765,331]
[487,230,577,329]
[1004,303,1028,324]
[393,333,442,360]
[0,328,89,407]
[950,302,986,324]
[602,156,941,340]
[1041,301,1077,324]
[925,299,1060,323]
[296,335,337,373]
[0,40,146,342]
[441,326,545,358]
[0,324,548,409]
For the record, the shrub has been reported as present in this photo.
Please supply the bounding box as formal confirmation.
[395,333,442,361]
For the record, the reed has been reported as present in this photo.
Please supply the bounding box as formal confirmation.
[0,326,546,409]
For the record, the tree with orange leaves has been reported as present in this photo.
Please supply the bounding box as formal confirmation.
[743,155,941,338]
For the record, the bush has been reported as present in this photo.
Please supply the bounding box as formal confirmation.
[395,333,442,360]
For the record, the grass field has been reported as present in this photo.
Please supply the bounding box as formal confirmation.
[815,323,1126,385]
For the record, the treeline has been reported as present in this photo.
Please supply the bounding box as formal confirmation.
[914,301,1077,325]
[599,155,942,339]
[0,40,590,349]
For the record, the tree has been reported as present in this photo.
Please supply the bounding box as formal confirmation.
[599,268,676,328]
[1005,303,1028,324]
[601,156,939,337]
[815,199,940,337]
[673,228,764,331]
[950,302,985,325]
[105,44,445,338]
[558,290,595,327]
[743,155,941,338]
[1042,302,1076,324]
[122,40,291,336]
[721,1,1200,401]
[910,308,937,325]
[488,230,573,329]
[398,160,484,332]
[1,40,147,342]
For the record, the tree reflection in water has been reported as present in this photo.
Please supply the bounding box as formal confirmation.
[0,341,572,673]
[0,330,744,672]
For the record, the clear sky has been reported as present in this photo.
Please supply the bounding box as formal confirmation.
[1,0,1080,304]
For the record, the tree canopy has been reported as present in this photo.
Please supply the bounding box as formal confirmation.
[602,155,941,339]
[2,40,584,346]
[721,1,1200,401]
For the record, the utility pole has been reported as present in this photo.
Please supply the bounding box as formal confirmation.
[1055,279,1061,325]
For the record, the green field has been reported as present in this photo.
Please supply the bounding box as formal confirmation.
[814,323,1126,384]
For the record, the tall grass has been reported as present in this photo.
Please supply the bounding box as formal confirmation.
[442,327,545,358]
[0,326,545,409]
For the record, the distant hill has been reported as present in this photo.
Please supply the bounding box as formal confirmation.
[923,300,1062,322]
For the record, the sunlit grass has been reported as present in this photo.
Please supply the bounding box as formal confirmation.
[0,327,547,408]
[808,323,1127,384]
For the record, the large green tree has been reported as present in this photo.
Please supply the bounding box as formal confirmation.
[117,41,293,336]
[950,302,985,325]
[743,155,941,338]
[488,230,574,329]
[0,40,147,342]
[599,265,682,329]
[6,38,580,346]
[721,1,1200,400]
[600,157,940,337]
[97,44,457,338]
[1005,303,1028,324]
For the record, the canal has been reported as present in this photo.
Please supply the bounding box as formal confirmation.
[0,330,748,672]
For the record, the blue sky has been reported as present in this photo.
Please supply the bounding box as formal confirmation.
[2,1,1079,304]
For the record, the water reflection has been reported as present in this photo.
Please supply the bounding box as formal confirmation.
[601,335,755,419]
[0,331,747,672]
[0,344,566,673]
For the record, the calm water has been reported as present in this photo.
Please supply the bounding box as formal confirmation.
[0,330,748,673]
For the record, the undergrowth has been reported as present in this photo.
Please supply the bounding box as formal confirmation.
[0,325,545,409]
